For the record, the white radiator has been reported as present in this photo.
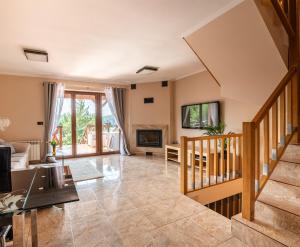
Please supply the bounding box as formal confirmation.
[19,140,42,162]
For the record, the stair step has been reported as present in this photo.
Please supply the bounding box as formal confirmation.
[258,180,300,216]
[281,144,300,164]
[255,201,300,235]
[270,161,300,187]
[232,213,300,247]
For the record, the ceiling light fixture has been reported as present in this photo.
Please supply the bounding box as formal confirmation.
[23,48,48,62]
[136,65,159,75]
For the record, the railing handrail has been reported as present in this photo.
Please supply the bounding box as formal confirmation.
[185,133,242,142]
[180,133,243,195]
[252,66,297,125]
[271,0,295,37]
[242,0,299,221]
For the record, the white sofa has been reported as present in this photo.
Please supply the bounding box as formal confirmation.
[10,142,31,170]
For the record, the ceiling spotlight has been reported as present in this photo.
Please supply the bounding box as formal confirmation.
[23,48,48,62]
[136,65,159,75]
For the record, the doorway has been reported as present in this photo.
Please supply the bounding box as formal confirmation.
[54,91,120,158]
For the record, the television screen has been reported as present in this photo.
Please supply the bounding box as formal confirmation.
[182,101,220,129]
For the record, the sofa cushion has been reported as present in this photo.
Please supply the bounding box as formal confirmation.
[11,155,23,162]
[9,142,31,171]
[12,152,26,157]
[11,161,26,171]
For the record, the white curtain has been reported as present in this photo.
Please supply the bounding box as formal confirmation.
[50,83,64,139]
[104,87,131,155]
[44,82,65,159]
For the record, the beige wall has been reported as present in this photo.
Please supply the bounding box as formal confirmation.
[174,71,258,142]
[0,70,271,154]
[185,0,287,106]
[0,75,44,141]
[128,82,172,126]
[127,81,174,153]
[0,74,127,143]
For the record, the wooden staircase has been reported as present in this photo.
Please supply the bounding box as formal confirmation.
[232,143,300,246]
[232,0,300,246]
[180,0,300,246]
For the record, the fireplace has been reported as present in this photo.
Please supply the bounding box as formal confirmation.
[136,129,162,148]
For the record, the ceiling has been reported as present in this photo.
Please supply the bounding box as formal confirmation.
[0,0,240,84]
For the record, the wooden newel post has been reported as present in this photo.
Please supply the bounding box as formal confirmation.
[180,136,188,194]
[242,122,256,221]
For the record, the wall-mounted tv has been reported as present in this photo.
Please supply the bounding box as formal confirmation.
[181,101,220,129]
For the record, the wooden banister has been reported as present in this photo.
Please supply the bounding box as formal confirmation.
[242,122,255,221]
[271,0,295,37]
[242,0,299,221]
[184,133,242,141]
[180,133,242,195]
[252,66,296,124]
[180,136,188,194]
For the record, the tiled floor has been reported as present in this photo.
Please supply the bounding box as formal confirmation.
[25,154,245,247]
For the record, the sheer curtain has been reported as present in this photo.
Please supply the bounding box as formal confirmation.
[104,87,131,155]
[44,82,65,160]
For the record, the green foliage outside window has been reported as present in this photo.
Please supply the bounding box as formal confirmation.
[58,100,117,145]
[59,100,95,145]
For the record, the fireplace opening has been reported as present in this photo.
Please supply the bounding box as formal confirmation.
[136,129,162,148]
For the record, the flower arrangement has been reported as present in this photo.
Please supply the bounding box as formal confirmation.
[49,138,58,156]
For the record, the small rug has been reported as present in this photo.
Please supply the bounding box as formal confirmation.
[68,160,104,182]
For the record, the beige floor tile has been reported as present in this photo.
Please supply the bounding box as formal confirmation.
[216,237,247,247]
[192,209,232,242]
[99,195,137,215]
[67,200,106,221]
[76,188,97,202]
[24,155,236,247]
[150,218,220,247]
[108,209,156,239]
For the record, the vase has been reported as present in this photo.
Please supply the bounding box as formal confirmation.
[52,145,56,156]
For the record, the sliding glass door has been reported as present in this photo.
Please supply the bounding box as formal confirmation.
[75,94,97,155]
[56,91,119,158]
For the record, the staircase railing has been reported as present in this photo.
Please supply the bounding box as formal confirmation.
[180,134,242,194]
[242,0,299,221]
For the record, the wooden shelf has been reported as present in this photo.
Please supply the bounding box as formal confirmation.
[167,157,179,162]
[165,144,180,163]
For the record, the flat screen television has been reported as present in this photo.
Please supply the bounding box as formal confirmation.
[181,101,220,129]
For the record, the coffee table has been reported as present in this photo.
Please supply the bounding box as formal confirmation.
[0,165,79,247]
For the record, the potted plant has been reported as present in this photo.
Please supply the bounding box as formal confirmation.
[203,122,234,156]
[49,139,58,156]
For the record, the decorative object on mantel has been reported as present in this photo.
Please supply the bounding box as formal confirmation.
[0,117,11,132]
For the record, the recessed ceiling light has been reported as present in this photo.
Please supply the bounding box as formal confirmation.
[136,65,159,75]
[23,48,48,62]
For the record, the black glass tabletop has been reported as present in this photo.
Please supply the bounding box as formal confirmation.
[0,166,79,216]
